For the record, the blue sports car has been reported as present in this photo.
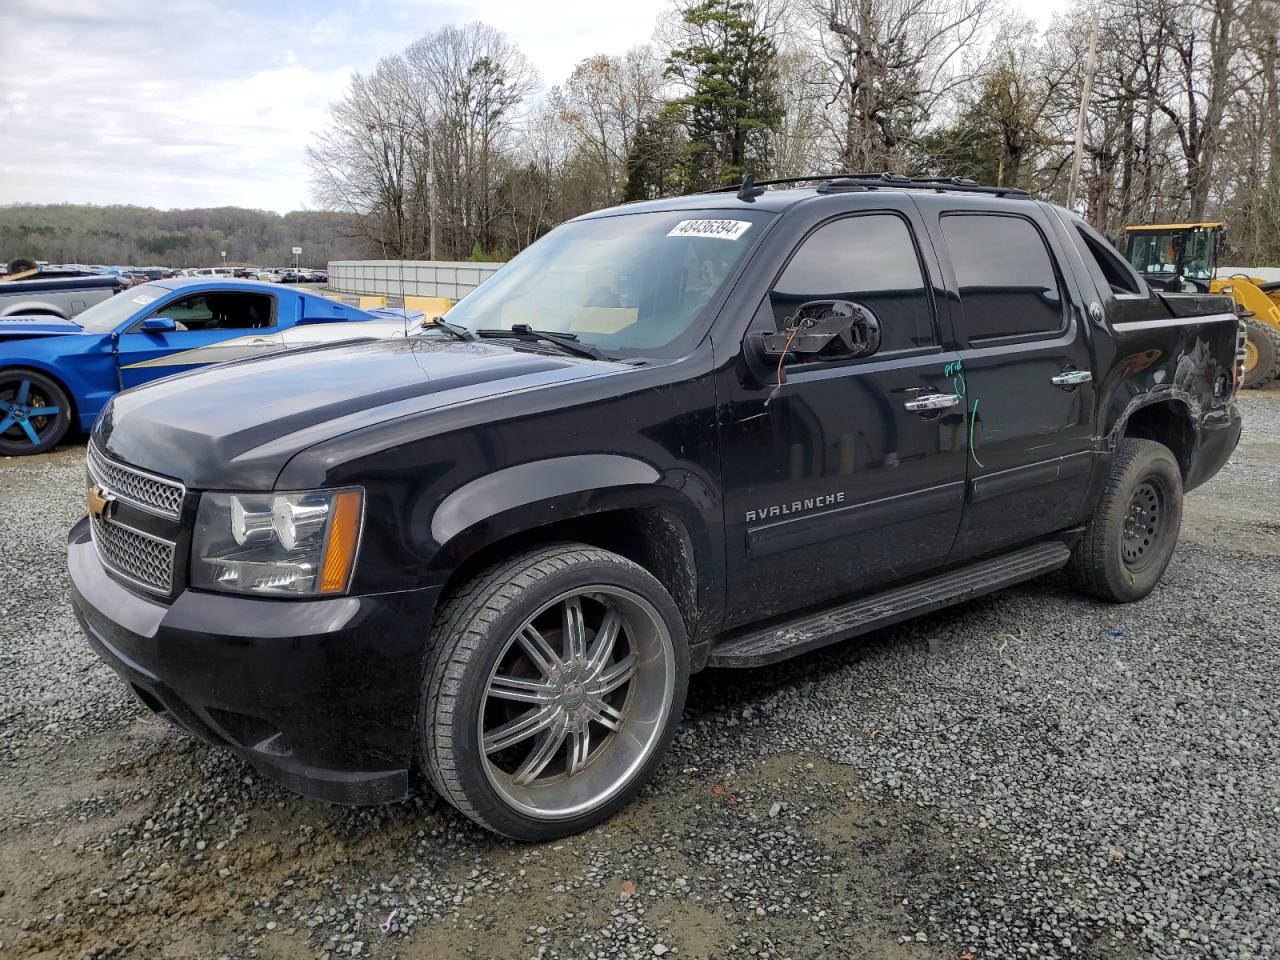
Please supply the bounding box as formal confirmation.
[0,278,418,455]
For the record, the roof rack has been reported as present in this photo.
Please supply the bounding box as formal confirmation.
[819,173,1031,198]
[702,171,1031,200]
[700,173,889,197]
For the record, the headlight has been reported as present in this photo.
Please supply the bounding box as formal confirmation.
[192,488,364,596]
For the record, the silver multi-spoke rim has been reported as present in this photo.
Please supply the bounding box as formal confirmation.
[478,585,675,820]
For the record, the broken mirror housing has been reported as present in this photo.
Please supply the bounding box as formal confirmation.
[760,299,881,361]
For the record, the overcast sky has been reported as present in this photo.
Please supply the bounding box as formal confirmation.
[0,0,1068,214]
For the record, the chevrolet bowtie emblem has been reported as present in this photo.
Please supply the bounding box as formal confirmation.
[87,484,115,520]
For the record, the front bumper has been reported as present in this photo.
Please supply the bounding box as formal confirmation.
[68,517,440,804]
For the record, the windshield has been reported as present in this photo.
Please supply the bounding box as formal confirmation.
[444,210,772,358]
[75,285,166,333]
[1126,227,1216,280]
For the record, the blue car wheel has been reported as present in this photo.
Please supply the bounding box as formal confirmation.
[0,370,71,456]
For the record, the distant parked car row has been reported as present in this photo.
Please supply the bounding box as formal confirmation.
[160,266,328,283]
[6,262,328,286]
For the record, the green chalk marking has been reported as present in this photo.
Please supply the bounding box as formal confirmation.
[969,398,984,468]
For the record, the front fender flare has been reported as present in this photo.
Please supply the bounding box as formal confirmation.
[430,454,662,545]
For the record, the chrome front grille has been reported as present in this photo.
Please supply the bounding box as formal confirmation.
[90,515,175,594]
[86,443,185,519]
[85,444,184,595]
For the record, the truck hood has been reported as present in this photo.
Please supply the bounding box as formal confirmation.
[0,315,87,341]
[95,336,626,489]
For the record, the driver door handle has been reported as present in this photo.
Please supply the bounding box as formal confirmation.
[903,393,961,412]
[1051,369,1093,387]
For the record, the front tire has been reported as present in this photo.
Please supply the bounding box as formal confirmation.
[1067,438,1183,602]
[418,544,689,840]
[0,369,72,456]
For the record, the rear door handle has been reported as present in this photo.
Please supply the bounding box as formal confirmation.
[1051,370,1093,386]
[903,393,961,412]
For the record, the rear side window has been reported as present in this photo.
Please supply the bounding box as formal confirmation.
[942,214,1064,340]
[1074,221,1144,295]
[770,214,936,353]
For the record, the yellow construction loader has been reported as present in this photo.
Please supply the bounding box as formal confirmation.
[1123,222,1280,388]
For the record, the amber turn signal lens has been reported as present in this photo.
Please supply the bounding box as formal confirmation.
[319,490,363,593]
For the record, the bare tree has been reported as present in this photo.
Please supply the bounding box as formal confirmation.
[1158,0,1241,218]
[551,47,667,206]
[404,23,540,257]
[304,2,1278,265]
[306,57,415,255]
[771,47,839,175]
[807,0,996,171]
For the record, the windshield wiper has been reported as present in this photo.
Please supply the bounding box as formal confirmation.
[421,317,476,341]
[476,324,611,361]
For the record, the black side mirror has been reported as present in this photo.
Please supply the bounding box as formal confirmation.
[761,300,881,362]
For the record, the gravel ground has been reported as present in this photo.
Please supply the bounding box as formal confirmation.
[1,392,1278,960]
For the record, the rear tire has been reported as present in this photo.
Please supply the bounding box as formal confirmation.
[6,257,38,276]
[1242,319,1280,389]
[1067,438,1183,603]
[0,369,72,456]
[418,544,689,841]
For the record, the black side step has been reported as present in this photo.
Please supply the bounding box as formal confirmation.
[707,541,1071,668]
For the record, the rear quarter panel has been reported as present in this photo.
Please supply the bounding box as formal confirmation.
[1042,205,1240,492]
[1097,299,1240,488]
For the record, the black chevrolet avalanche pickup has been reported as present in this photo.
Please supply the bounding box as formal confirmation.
[69,175,1244,840]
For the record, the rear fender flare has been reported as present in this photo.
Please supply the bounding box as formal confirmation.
[0,300,70,319]
[1108,388,1199,449]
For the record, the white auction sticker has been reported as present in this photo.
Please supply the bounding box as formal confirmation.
[666,219,752,241]
[131,295,155,305]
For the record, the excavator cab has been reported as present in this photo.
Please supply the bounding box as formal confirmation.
[1123,223,1224,292]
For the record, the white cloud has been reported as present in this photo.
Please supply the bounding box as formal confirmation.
[0,0,1065,211]
[0,0,417,211]
[0,0,680,211]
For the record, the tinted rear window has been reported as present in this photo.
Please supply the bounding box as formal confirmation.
[942,214,1064,340]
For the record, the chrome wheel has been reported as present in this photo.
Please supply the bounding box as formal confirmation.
[478,585,675,820]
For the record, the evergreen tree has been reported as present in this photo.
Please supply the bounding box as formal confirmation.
[623,115,685,201]
[664,0,782,190]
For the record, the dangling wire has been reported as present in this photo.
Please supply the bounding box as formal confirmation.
[765,324,803,406]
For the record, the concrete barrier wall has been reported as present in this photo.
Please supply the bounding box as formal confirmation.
[327,259,503,301]
[1220,265,1280,283]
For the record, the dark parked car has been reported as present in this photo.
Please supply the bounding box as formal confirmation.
[70,175,1243,841]
[0,272,124,319]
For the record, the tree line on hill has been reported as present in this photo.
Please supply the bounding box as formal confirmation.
[0,205,368,268]
[307,0,1280,265]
